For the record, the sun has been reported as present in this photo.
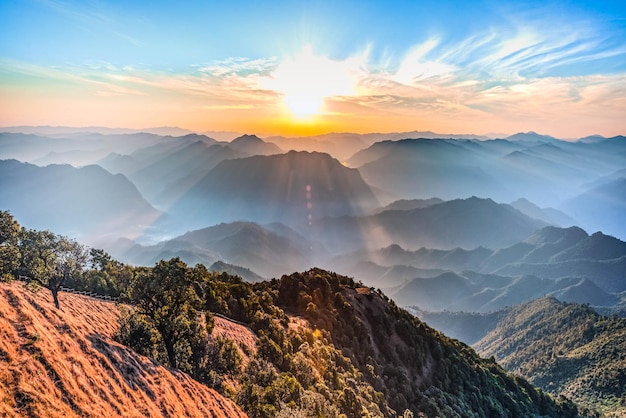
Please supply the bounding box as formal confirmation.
[265,45,358,120]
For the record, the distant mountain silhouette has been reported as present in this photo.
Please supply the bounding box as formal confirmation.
[0,133,83,162]
[128,141,245,206]
[370,197,444,214]
[563,176,626,240]
[490,226,589,266]
[228,134,283,155]
[503,131,559,143]
[329,224,626,311]
[267,130,491,161]
[1,125,194,136]
[316,197,546,254]
[346,135,626,220]
[33,149,111,167]
[97,152,139,175]
[0,159,160,243]
[167,150,379,230]
[509,198,576,227]
[267,132,368,161]
[500,148,593,202]
[118,221,315,279]
[390,271,483,309]
[396,271,622,313]
[348,138,513,203]
[485,225,626,294]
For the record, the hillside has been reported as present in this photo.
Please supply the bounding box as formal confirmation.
[316,197,546,254]
[332,225,626,312]
[346,136,626,237]
[262,269,579,417]
[168,267,577,417]
[119,221,316,278]
[167,150,379,230]
[473,297,626,416]
[0,159,160,243]
[0,281,246,418]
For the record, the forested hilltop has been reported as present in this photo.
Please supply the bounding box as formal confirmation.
[414,298,626,417]
[0,211,582,417]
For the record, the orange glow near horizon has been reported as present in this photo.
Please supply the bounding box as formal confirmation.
[1,44,625,139]
[2,1,626,140]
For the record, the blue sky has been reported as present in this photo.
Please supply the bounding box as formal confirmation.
[1,0,625,136]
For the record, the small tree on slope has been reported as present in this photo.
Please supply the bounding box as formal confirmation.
[18,228,87,309]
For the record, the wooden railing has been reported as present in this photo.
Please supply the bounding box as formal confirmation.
[17,275,119,302]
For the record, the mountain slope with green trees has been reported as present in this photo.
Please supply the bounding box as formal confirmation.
[416,297,626,417]
[117,262,580,417]
[473,297,626,417]
[0,211,583,417]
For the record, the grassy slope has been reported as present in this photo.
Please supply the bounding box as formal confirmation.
[0,281,247,418]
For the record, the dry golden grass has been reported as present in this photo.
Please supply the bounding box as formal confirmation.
[0,281,247,418]
[212,316,257,367]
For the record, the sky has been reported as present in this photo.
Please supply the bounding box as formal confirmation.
[1,0,625,138]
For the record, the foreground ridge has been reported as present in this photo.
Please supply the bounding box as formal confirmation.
[0,281,247,418]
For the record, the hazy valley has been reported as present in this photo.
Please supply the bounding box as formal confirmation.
[1,127,625,417]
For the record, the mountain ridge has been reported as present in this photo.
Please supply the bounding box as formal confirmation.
[474,297,626,416]
[0,159,160,243]
[167,150,379,230]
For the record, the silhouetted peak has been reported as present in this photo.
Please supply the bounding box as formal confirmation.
[577,135,606,143]
[231,134,264,144]
[511,197,534,207]
[525,225,588,246]
[506,131,557,142]
[381,243,407,254]
[456,196,497,208]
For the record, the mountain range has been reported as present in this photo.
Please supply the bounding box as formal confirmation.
[2,125,625,417]
[348,225,626,312]
[118,221,316,279]
[347,135,626,214]
[166,150,379,232]
[2,127,624,313]
[0,159,160,243]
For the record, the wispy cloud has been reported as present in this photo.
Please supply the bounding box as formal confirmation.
[35,0,143,46]
[198,57,277,78]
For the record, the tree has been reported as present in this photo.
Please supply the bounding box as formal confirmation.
[69,248,133,296]
[89,248,112,270]
[18,229,87,309]
[0,211,20,280]
[126,257,202,369]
